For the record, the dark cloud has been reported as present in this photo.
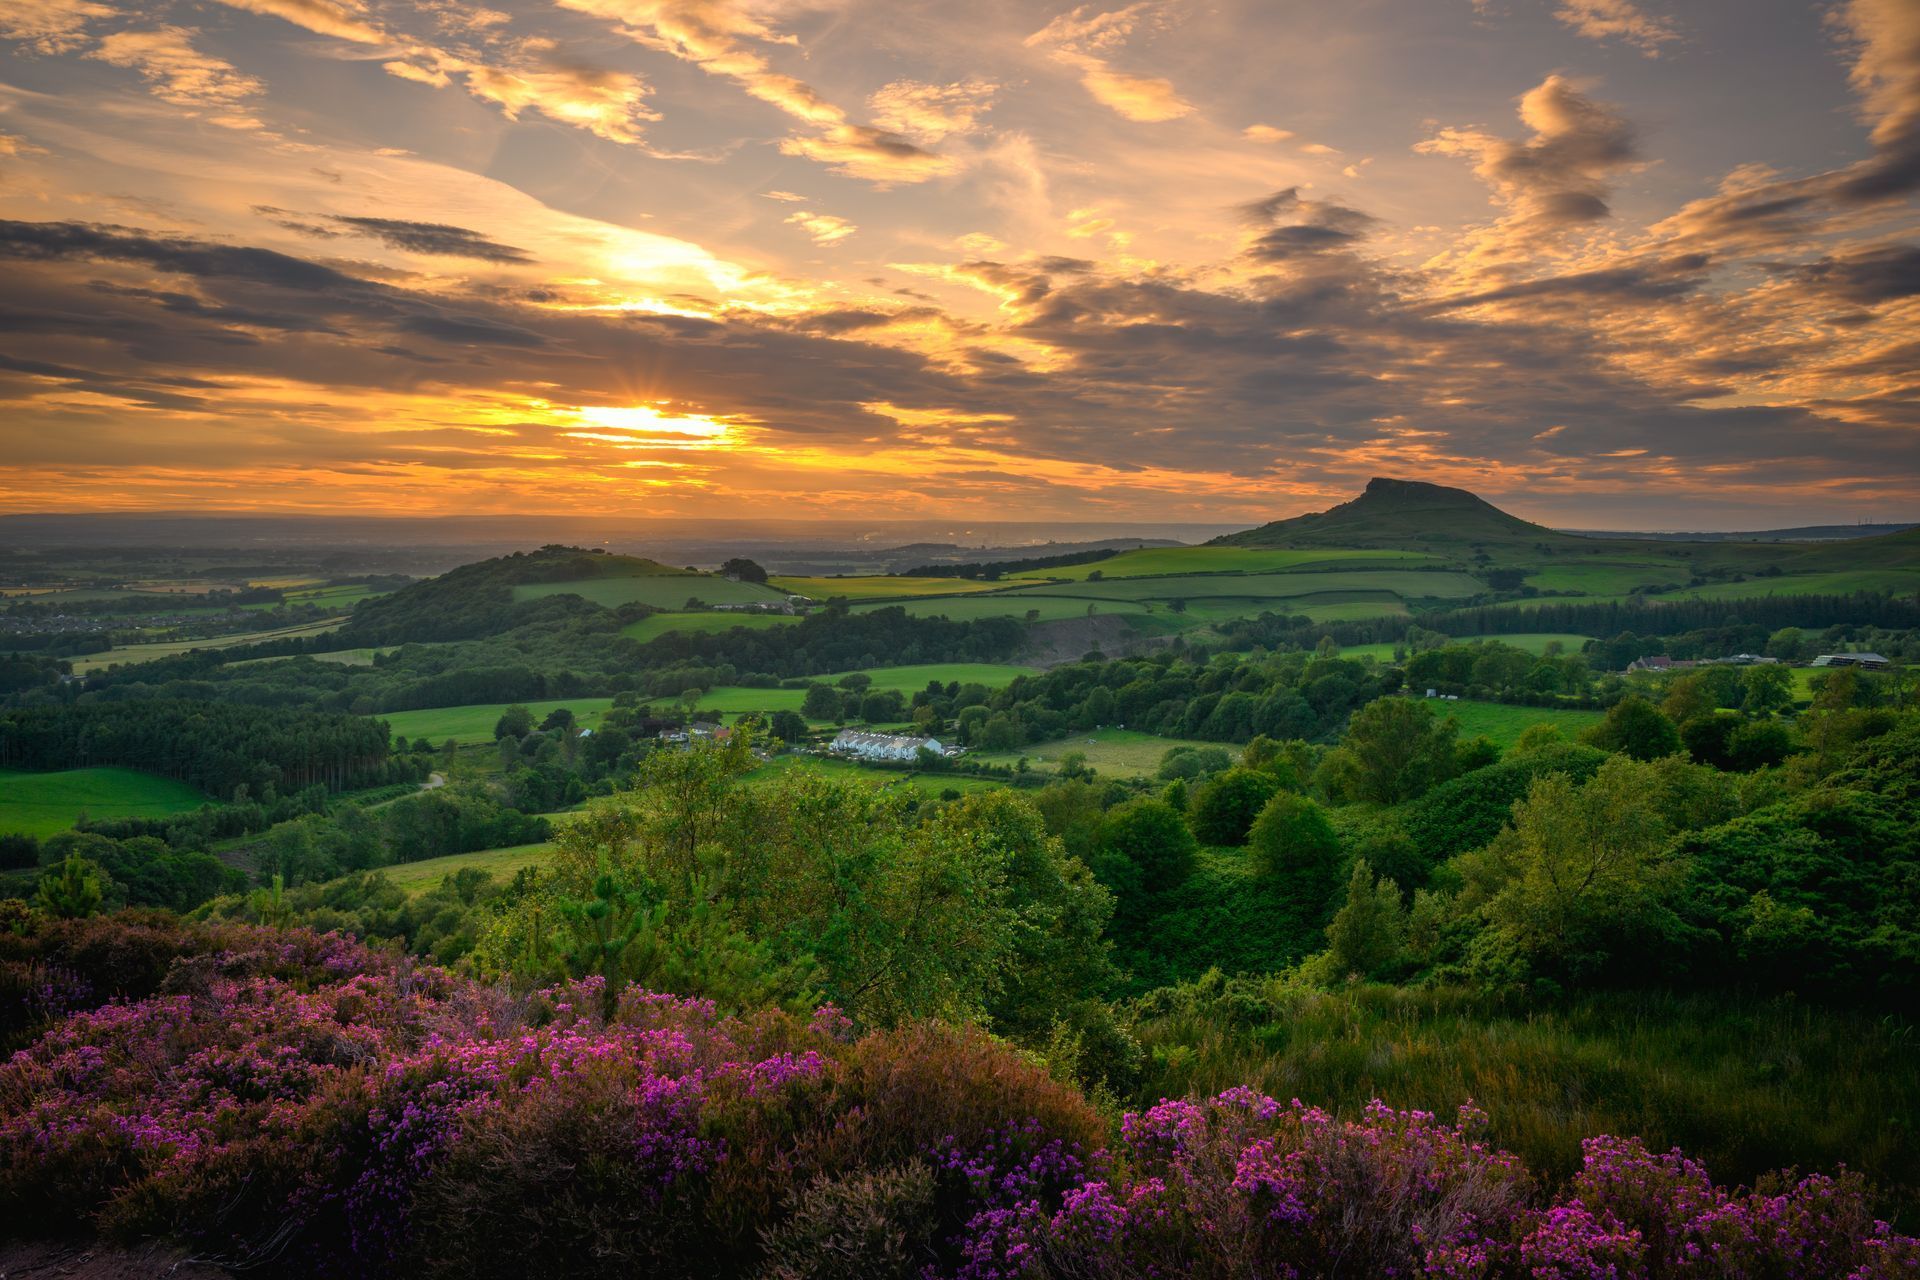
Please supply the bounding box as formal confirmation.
[1788,244,1920,303]
[0,219,362,292]
[1238,188,1378,263]
[1425,255,1713,309]
[325,216,533,263]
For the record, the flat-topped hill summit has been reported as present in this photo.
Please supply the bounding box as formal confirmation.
[1214,478,1562,551]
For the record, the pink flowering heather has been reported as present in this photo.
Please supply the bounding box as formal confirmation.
[1,917,1913,1279]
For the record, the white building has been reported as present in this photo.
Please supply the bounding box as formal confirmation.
[830,730,945,762]
[1811,653,1891,670]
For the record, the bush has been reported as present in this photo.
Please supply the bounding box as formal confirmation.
[1187,768,1280,846]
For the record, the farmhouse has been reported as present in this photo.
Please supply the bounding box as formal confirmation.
[830,730,946,762]
[1811,653,1891,670]
[1627,655,1693,673]
[658,721,732,745]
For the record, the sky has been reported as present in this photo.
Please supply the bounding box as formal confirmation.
[0,0,1916,529]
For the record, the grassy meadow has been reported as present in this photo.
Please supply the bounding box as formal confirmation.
[0,767,207,838]
[971,727,1224,777]
[1434,698,1604,746]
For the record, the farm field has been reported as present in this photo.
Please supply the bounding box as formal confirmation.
[769,575,1007,600]
[285,583,385,608]
[850,594,1152,622]
[1012,546,1435,581]
[232,645,395,668]
[620,611,796,643]
[379,698,617,745]
[971,727,1225,777]
[1176,593,1410,624]
[1490,567,1920,611]
[0,767,207,838]
[69,618,348,673]
[1004,569,1487,603]
[379,842,557,892]
[1523,563,1692,594]
[1432,698,1604,747]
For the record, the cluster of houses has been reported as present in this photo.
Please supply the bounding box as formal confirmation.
[1627,652,1890,674]
[828,730,952,762]
[657,721,732,745]
[1625,653,1775,673]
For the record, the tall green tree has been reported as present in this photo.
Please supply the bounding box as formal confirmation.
[1317,698,1461,805]
[1581,695,1682,761]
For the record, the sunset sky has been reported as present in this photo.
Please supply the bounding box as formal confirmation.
[1,0,1916,527]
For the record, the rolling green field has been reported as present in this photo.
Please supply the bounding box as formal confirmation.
[1012,546,1434,581]
[971,727,1226,777]
[1492,566,1920,611]
[1433,698,1604,747]
[0,767,207,838]
[69,619,348,673]
[769,575,1007,600]
[619,611,797,643]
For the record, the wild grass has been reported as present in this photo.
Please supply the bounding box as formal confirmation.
[1127,981,1920,1224]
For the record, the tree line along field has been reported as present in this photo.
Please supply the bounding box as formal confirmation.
[0,766,207,838]
[618,611,796,643]
[766,575,1011,599]
[512,573,787,609]
[375,662,1044,743]
[1008,546,1437,580]
[1342,633,1596,660]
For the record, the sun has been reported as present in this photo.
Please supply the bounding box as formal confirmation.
[572,404,733,445]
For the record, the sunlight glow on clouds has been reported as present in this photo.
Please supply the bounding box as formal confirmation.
[0,0,1915,526]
